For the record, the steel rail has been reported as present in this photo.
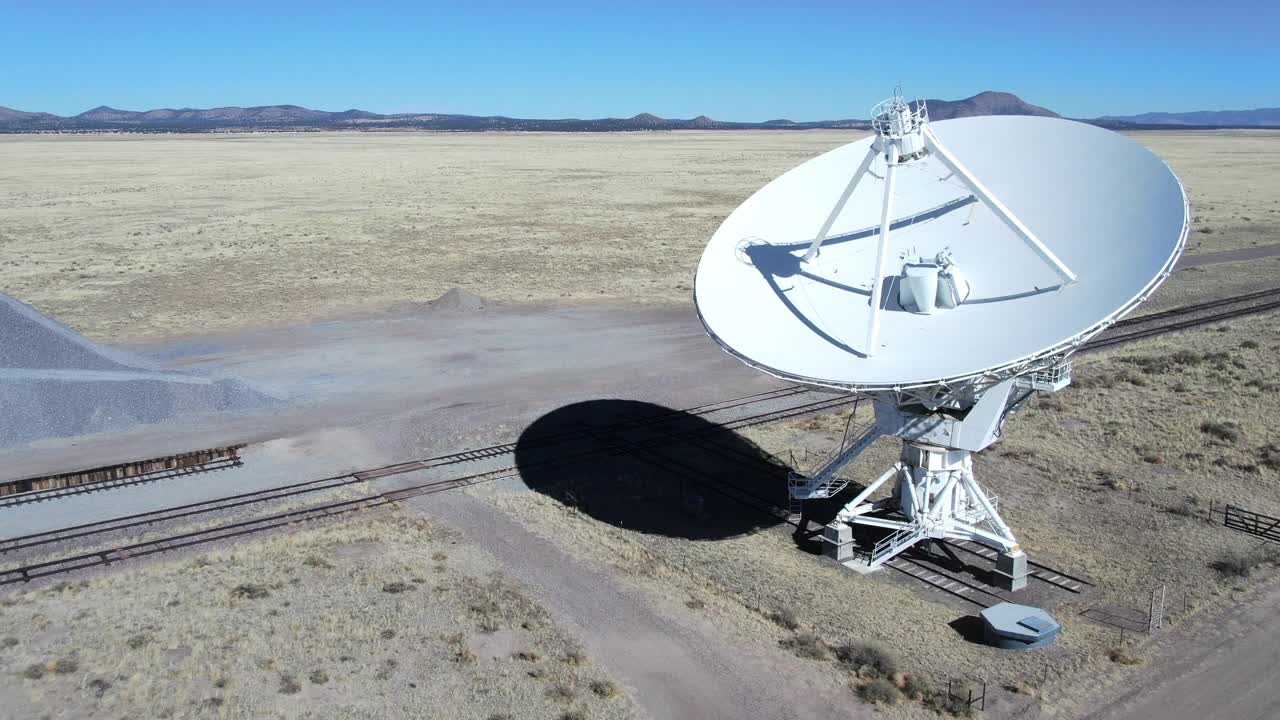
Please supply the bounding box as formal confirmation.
[883,555,1008,609]
[0,459,244,509]
[0,385,816,554]
[0,394,859,583]
[6,289,1277,587]
[1084,298,1280,351]
[1107,287,1280,330]
[0,384,810,508]
[939,540,1092,594]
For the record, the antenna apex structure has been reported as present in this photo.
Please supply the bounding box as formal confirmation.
[871,93,928,163]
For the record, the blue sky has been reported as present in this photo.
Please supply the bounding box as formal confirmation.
[2,1,1275,120]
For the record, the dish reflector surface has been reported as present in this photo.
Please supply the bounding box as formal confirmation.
[695,116,1188,390]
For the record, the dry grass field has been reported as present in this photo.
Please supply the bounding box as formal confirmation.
[0,510,637,720]
[0,130,1277,343]
[1148,130,1280,255]
[0,128,1277,717]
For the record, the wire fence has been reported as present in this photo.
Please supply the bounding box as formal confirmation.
[946,678,986,712]
[955,497,1276,715]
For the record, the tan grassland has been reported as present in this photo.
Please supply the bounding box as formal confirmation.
[476,310,1280,716]
[0,130,1277,343]
[0,510,638,720]
[1,128,1277,717]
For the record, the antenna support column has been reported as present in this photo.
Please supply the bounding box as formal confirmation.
[808,379,1052,589]
[828,443,1022,572]
[921,124,1077,285]
[864,143,899,356]
[802,146,879,264]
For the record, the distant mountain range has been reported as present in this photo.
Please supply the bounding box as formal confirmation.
[1098,108,1280,127]
[0,103,868,132]
[0,92,1274,133]
[914,91,1059,121]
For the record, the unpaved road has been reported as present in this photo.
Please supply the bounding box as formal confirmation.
[1,299,865,720]
[0,301,780,482]
[401,488,861,720]
[1079,578,1280,720]
[0,298,861,719]
[1174,242,1280,270]
[4,256,1279,718]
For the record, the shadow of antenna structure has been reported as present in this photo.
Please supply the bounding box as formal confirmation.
[514,399,790,540]
[735,195,979,359]
[772,194,978,253]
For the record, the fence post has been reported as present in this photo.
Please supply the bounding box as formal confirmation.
[1149,584,1165,632]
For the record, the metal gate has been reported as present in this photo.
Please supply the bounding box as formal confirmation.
[1222,504,1280,543]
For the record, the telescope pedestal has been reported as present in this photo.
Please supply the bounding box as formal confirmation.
[824,442,1025,588]
[800,376,1058,590]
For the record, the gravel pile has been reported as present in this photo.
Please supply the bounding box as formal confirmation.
[427,287,488,313]
[0,290,150,372]
[0,293,277,448]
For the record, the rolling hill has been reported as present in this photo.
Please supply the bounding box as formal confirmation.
[1098,107,1280,127]
[0,91,1061,133]
[2,93,1271,132]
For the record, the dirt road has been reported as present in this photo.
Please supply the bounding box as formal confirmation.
[0,301,779,482]
[1079,578,1280,720]
[0,297,871,719]
[401,489,861,720]
[1174,242,1280,270]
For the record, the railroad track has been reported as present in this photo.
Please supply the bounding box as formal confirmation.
[869,540,1095,610]
[1111,287,1280,330]
[1084,287,1280,352]
[0,384,813,553]
[0,386,811,508]
[0,457,244,509]
[883,555,1009,609]
[3,287,1275,589]
[0,388,857,584]
[941,540,1092,595]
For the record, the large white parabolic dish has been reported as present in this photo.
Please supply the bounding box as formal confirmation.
[695,116,1189,392]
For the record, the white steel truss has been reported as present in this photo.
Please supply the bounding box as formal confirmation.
[834,445,1019,569]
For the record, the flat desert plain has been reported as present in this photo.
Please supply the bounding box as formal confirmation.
[1,128,1279,720]
[1,129,1277,343]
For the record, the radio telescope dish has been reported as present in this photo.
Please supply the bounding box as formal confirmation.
[696,106,1187,396]
[694,93,1189,584]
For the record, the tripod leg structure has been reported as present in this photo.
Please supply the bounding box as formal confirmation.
[922,125,1076,285]
[801,144,880,264]
[864,142,899,356]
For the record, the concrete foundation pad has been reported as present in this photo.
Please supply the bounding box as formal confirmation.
[992,549,1029,591]
[840,559,881,575]
[822,523,855,562]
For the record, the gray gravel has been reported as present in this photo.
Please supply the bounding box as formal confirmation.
[0,292,276,449]
[0,292,148,371]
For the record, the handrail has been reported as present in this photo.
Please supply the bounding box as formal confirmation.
[871,524,924,564]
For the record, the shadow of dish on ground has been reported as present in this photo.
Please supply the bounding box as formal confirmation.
[514,399,791,540]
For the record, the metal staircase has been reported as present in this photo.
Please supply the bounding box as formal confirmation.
[788,403,881,512]
[869,524,928,567]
